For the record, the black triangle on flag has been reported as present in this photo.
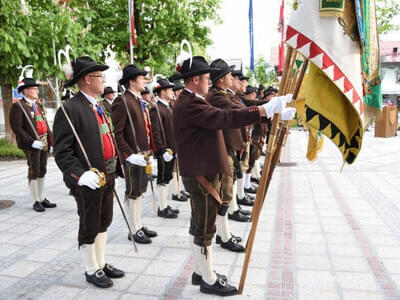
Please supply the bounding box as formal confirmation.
[318,115,330,131]
[305,106,318,122]
[346,151,356,164]
[338,133,346,148]
[330,123,339,138]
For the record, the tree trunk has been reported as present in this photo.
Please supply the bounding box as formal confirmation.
[0,77,16,145]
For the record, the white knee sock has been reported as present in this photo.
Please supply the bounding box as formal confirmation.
[252,162,261,179]
[172,171,180,196]
[236,178,245,199]
[190,237,201,275]
[198,245,217,285]
[125,198,139,232]
[244,173,252,189]
[80,243,99,275]
[216,214,231,243]
[37,177,45,202]
[158,184,168,210]
[228,181,239,214]
[136,196,143,229]
[29,179,40,203]
[94,232,107,269]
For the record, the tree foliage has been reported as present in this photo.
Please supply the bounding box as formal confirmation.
[376,0,400,34]
[245,56,276,87]
[70,0,221,74]
[0,0,86,85]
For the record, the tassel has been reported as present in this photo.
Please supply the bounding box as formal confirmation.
[176,40,192,72]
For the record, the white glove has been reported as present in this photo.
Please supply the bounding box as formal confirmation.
[148,155,154,165]
[78,170,100,190]
[126,153,147,167]
[162,151,173,162]
[281,107,296,121]
[277,94,293,104]
[49,146,54,154]
[32,140,44,150]
[262,97,284,118]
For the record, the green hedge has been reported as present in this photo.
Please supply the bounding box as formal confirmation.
[0,138,25,158]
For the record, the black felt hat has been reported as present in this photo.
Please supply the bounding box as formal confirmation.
[17,78,40,93]
[231,70,243,78]
[210,59,235,84]
[153,78,175,94]
[64,56,109,87]
[141,86,150,95]
[172,80,184,91]
[176,56,216,79]
[239,74,250,81]
[101,86,116,97]
[119,64,148,85]
[245,85,257,95]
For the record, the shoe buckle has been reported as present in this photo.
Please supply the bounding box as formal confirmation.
[137,230,144,237]
[231,237,237,244]
[218,278,226,286]
[95,270,105,278]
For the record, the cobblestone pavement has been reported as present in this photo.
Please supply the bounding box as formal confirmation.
[0,129,399,300]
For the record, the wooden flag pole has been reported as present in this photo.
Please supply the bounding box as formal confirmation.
[238,46,295,294]
[263,58,309,206]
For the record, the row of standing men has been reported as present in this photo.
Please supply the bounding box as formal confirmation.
[9,54,294,296]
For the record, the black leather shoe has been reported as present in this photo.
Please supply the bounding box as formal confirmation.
[220,237,245,253]
[250,177,260,184]
[158,207,178,219]
[41,198,57,208]
[102,263,125,278]
[85,269,113,288]
[237,204,251,215]
[172,193,188,202]
[216,234,242,244]
[244,186,257,194]
[141,226,157,238]
[181,190,190,198]
[261,151,266,156]
[192,272,228,285]
[228,210,250,222]
[246,193,255,200]
[200,278,238,296]
[236,195,254,206]
[167,205,179,214]
[128,230,151,244]
[33,201,45,212]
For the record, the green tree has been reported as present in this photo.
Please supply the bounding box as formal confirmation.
[376,0,400,34]
[0,0,88,143]
[70,0,221,74]
[245,56,276,88]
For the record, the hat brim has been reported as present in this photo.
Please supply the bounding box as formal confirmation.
[240,76,250,81]
[173,85,184,91]
[178,67,218,80]
[119,70,148,85]
[17,83,40,93]
[101,90,116,97]
[65,64,109,87]
[154,83,175,93]
[211,65,235,83]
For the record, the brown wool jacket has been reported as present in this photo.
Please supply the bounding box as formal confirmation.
[9,98,53,151]
[111,90,150,161]
[172,89,261,177]
[149,100,176,154]
[206,86,244,153]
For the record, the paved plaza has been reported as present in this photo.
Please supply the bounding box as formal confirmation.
[0,129,399,300]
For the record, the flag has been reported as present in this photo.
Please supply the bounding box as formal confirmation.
[278,0,285,74]
[129,0,137,46]
[286,0,364,164]
[249,0,254,72]
[356,0,382,124]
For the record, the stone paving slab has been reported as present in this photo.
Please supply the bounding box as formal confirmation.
[0,129,399,299]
